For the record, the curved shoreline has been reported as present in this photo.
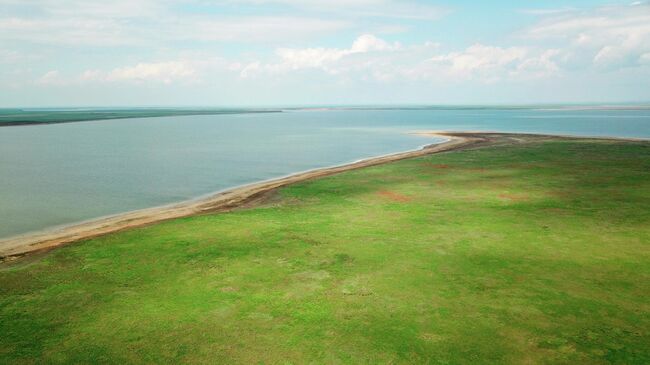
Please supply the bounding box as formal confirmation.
[3,131,643,262]
[0,132,482,261]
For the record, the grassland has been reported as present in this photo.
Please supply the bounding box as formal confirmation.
[1,135,649,364]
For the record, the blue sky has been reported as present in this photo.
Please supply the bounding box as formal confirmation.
[1,0,649,106]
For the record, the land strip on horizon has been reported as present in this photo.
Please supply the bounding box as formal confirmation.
[2,105,650,126]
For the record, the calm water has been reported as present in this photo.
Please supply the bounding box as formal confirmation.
[1,108,649,239]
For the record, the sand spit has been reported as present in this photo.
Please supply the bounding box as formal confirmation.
[2,132,639,262]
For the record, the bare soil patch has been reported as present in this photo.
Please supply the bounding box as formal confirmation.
[377,190,412,202]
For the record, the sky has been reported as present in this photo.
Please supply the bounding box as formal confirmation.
[1,0,649,106]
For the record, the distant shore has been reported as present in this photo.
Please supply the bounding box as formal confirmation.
[0,108,282,126]
[1,131,644,261]
[2,104,649,126]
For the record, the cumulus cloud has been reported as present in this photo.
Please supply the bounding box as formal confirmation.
[238,34,409,79]
[350,34,400,52]
[264,34,401,74]
[38,33,563,87]
[239,34,561,83]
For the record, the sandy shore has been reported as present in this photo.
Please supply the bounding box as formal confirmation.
[0,132,485,261]
[2,131,639,261]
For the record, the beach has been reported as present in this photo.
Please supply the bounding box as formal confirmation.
[0,132,474,261]
[3,131,638,261]
[5,131,643,262]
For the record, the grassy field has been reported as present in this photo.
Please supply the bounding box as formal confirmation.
[1,138,649,364]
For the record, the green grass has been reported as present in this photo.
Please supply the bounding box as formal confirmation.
[1,139,649,364]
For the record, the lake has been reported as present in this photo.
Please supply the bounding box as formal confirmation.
[1,108,649,239]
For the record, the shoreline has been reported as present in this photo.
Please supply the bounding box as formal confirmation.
[2,131,645,262]
[0,109,283,127]
[0,132,480,261]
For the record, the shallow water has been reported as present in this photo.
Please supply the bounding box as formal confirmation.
[1,108,649,239]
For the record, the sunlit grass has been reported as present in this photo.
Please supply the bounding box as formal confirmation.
[1,139,649,363]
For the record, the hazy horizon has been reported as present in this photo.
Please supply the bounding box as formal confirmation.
[3,102,650,110]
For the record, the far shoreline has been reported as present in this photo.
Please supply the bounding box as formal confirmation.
[3,104,650,127]
[0,108,283,127]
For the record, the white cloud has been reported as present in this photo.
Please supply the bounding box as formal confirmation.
[350,34,399,52]
[429,45,526,80]
[513,49,561,79]
[240,34,403,78]
[522,2,650,69]
[427,45,562,82]
[274,35,399,72]
[239,35,560,83]
[79,70,104,82]
[274,48,346,72]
